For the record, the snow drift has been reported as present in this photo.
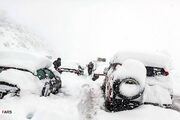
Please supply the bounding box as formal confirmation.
[110,59,147,88]
[0,50,52,73]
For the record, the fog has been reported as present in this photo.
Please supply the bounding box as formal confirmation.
[0,0,180,64]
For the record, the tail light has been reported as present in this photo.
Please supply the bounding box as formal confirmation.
[164,69,169,76]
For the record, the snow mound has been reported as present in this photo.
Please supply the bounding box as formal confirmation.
[143,74,173,105]
[110,51,172,70]
[93,61,109,74]
[120,83,141,97]
[61,61,81,70]
[111,59,146,88]
[97,105,180,120]
[0,50,52,73]
[0,68,179,120]
[78,84,102,120]
[143,84,173,105]
[0,69,42,95]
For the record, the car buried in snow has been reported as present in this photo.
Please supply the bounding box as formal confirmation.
[0,51,61,99]
[101,51,173,112]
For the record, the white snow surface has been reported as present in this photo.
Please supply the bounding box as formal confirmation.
[143,84,173,105]
[0,69,42,95]
[120,83,141,98]
[0,2,180,119]
[110,59,146,88]
[0,17,52,57]
[111,51,172,70]
[1,72,180,120]
[144,74,173,105]
[97,105,180,120]
[0,50,52,73]
[93,61,109,74]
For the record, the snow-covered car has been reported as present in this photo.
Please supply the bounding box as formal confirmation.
[0,51,61,99]
[102,51,173,112]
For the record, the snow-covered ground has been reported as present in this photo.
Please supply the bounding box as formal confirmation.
[1,73,180,120]
[0,0,180,120]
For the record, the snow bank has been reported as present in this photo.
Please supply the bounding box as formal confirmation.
[171,71,180,96]
[78,84,102,120]
[60,72,93,97]
[0,95,79,120]
[143,84,172,105]
[97,105,180,120]
[0,69,179,120]
[60,61,82,70]
[0,50,52,73]
[110,51,172,70]
[143,76,173,105]
[146,76,173,90]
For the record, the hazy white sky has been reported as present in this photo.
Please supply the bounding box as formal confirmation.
[0,0,180,63]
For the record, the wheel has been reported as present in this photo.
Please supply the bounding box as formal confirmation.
[41,82,51,97]
[113,78,144,100]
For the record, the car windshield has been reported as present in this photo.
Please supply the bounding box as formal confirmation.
[36,68,55,80]
[146,66,167,77]
[108,63,168,77]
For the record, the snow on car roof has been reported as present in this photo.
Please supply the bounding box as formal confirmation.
[110,51,172,70]
[0,50,52,73]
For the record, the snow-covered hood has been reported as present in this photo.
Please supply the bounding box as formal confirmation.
[0,69,42,95]
[0,50,52,73]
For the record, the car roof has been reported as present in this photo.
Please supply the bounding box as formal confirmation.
[0,50,52,73]
[110,51,172,70]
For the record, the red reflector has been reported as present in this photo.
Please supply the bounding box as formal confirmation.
[164,71,169,76]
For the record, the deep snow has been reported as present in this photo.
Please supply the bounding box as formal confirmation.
[0,50,51,73]
[111,51,172,70]
[0,0,180,120]
[1,73,180,120]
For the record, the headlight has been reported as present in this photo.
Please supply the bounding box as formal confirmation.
[114,78,144,100]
